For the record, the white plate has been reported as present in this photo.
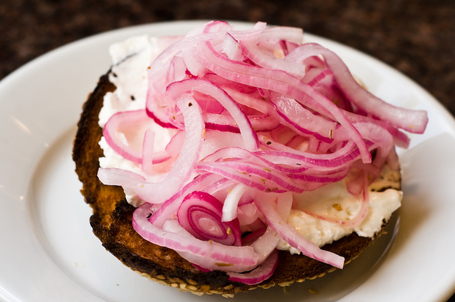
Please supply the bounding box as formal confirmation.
[1,20,455,302]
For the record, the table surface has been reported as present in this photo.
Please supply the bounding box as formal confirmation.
[1,0,454,301]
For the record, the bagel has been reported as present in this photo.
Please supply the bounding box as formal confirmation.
[72,22,415,298]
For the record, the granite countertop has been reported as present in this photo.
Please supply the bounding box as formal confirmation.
[1,0,454,115]
[1,0,454,301]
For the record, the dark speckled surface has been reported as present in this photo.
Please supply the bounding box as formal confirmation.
[1,0,454,115]
[1,0,454,300]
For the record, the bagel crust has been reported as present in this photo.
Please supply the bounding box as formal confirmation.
[72,72,399,297]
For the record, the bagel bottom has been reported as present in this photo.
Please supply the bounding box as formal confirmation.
[72,72,399,297]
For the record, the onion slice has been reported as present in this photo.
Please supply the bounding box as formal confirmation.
[166,78,259,151]
[177,191,242,246]
[103,109,175,164]
[222,183,248,222]
[98,21,429,284]
[285,43,429,133]
[227,249,279,285]
[133,204,261,272]
[135,96,205,204]
[195,40,372,163]
[254,191,345,269]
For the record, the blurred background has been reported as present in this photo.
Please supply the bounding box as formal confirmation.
[0,0,454,301]
[1,0,454,116]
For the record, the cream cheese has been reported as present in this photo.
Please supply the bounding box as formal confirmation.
[99,35,156,127]
[98,35,156,177]
[98,35,403,251]
[277,174,402,253]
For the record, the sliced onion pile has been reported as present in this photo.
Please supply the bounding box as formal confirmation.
[99,21,428,284]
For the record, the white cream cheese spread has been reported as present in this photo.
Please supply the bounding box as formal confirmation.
[278,172,401,252]
[98,35,403,252]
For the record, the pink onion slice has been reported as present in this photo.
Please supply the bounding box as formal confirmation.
[166,78,259,151]
[195,40,372,163]
[141,130,155,175]
[196,161,307,193]
[270,92,336,142]
[299,172,370,228]
[97,167,146,187]
[254,192,345,269]
[238,204,262,229]
[222,32,244,61]
[133,204,260,272]
[177,191,242,246]
[149,173,223,227]
[250,227,280,262]
[275,192,293,220]
[285,43,429,133]
[202,20,233,34]
[201,147,307,174]
[220,86,276,116]
[222,183,248,222]
[256,138,372,169]
[103,109,176,164]
[240,37,306,78]
[146,21,267,97]
[227,249,279,285]
[135,96,205,204]
[182,43,208,78]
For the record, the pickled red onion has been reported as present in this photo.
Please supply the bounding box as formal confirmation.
[222,183,248,222]
[103,109,176,164]
[177,191,242,246]
[227,249,279,285]
[254,192,344,269]
[166,78,259,151]
[99,21,429,284]
[133,204,260,272]
[284,43,429,134]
